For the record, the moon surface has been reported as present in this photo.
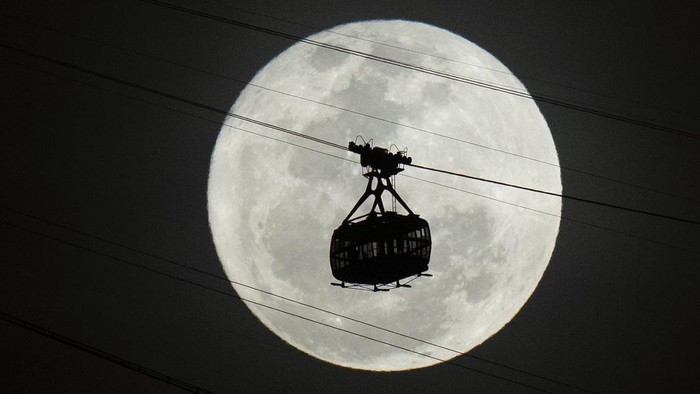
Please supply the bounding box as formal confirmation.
[208,20,561,371]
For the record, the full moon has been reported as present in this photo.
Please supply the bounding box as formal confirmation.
[208,20,561,370]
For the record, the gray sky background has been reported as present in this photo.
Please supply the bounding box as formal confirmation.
[1,1,698,393]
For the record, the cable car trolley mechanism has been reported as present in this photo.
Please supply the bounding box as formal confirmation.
[329,140,432,291]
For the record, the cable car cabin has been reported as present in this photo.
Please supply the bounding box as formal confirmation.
[329,141,432,291]
[330,213,431,285]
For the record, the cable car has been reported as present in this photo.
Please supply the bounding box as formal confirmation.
[329,141,432,291]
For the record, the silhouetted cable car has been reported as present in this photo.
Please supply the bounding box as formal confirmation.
[330,140,432,291]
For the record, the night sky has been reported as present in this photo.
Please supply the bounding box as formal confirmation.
[1,1,698,393]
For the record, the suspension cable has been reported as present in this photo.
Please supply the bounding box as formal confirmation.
[1,42,696,226]
[135,0,700,141]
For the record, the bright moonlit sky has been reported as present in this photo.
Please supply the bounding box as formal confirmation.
[1,1,699,393]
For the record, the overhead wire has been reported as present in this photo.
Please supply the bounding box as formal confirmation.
[398,175,699,255]
[0,203,602,393]
[0,34,695,388]
[406,163,700,225]
[2,12,696,205]
[2,53,695,257]
[2,52,694,256]
[0,219,565,394]
[0,309,215,394]
[0,43,344,151]
[9,42,685,381]
[0,8,693,394]
[194,0,700,125]
[0,48,694,389]
[0,103,686,392]
[0,37,692,394]
[134,0,700,141]
[1,41,697,227]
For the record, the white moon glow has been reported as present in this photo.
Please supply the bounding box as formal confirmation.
[208,20,561,371]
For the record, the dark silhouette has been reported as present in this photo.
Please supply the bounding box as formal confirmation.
[330,141,432,291]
